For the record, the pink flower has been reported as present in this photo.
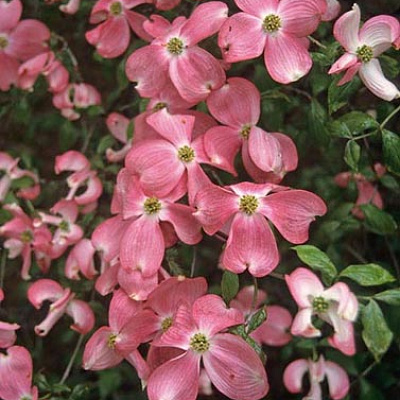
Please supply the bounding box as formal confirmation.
[0,0,50,91]
[105,112,133,162]
[334,170,383,219]
[218,0,326,83]
[46,0,82,15]
[125,1,228,102]
[65,238,97,280]
[86,0,152,58]
[329,4,400,101]
[284,355,350,400]
[28,279,95,336]
[285,268,358,355]
[0,346,38,400]
[322,0,341,21]
[0,151,40,202]
[147,294,268,400]
[194,182,327,277]
[205,77,298,182]
[231,286,292,346]
[52,83,101,120]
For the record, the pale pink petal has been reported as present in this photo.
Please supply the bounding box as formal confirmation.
[218,13,266,63]
[193,294,243,336]
[117,268,158,301]
[55,150,89,174]
[328,53,359,75]
[159,203,202,245]
[66,299,95,334]
[180,1,228,46]
[125,10,153,42]
[8,20,50,61]
[291,308,321,337]
[285,267,324,308]
[147,351,200,400]
[82,327,123,370]
[234,0,278,18]
[106,112,130,143]
[120,217,164,277]
[146,108,195,146]
[204,333,269,400]
[261,189,327,244]
[0,0,22,32]
[125,140,185,198]
[125,45,169,98]
[279,0,326,37]
[338,62,361,85]
[74,175,103,206]
[0,346,34,400]
[333,3,361,51]
[223,213,280,277]
[142,14,171,38]
[27,279,64,309]
[324,360,350,400]
[327,317,356,356]
[65,238,97,280]
[322,0,341,21]
[264,33,313,84]
[59,0,81,14]
[0,52,19,91]
[169,46,226,103]
[360,16,400,56]
[95,263,119,296]
[283,358,309,393]
[323,282,351,316]
[0,321,19,348]
[207,77,260,126]
[359,59,400,101]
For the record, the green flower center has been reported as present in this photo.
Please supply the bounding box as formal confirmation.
[161,316,173,332]
[356,44,373,63]
[0,36,8,49]
[262,14,281,33]
[312,296,329,313]
[239,195,259,215]
[109,1,122,16]
[107,333,118,349]
[240,124,252,139]
[190,333,210,353]
[167,37,184,55]
[59,220,70,232]
[178,145,195,163]
[153,102,167,111]
[20,230,33,243]
[144,197,162,215]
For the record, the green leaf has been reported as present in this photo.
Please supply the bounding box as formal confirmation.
[361,300,393,361]
[292,245,337,285]
[382,129,400,176]
[221,270,239,305]
[247,308,267,334]
[97,135,115,154]
[98,369,122,400]
[374,288,400,306]
[344,140,361,171]
[340,263,395,286]
[339,111,379,136]
[308,99,330,146]
[360,204,398,235]
[328,76,360,114]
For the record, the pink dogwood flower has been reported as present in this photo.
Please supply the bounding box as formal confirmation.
[125,1,228,102]
[218,0,326,84]
[285,268,358,356]
[0,346,38,400]
[28,279,95,336]
[322,0,341,21]
[147,294,269,400]
[105,112,133,162]
[65,238,97,280]
[284,355,350,400]
[194,182,327,277]
[329,4,400,101]
[0,0,50,91]
[205,77,298,182]
[0,291,20,349]
[0,152,40,202]
[45,0,82,15]
[86,0,152,59]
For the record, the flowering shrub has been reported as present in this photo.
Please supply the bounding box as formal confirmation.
[1,0,400,399]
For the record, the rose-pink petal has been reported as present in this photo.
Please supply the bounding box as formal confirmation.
[283,358,309,393]
[324,360,350,400]
[0,0,22,32]
[66,299,95,334]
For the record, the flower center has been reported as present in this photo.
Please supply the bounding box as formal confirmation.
[190,333,210,353]
[239,195,259,215]
[240,124,251,139]
[20,230,33,243]
[356,44,373,63]
[0,36,8,49]
[178,145,195,163]
[167,37,184,55]
[107,333,118,349]
[109,1,122,16]
[161,316,173,332]
[262,14,281,33]
[59,220,70,232]
[144,197,162,215]
[312,296,329,313]
[153,102,167,111]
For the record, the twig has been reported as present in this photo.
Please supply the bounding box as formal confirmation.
[190,246,197,278]
[350,361,378,387]
[308,35,327,50]
[380,104,400,130]
[0,247,6,290]
[59,334,85,385]
[384,236,400,281]
[344,245,368,264]
[269,271,285,280]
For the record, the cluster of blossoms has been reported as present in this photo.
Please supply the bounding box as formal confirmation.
[1,0,399,399]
